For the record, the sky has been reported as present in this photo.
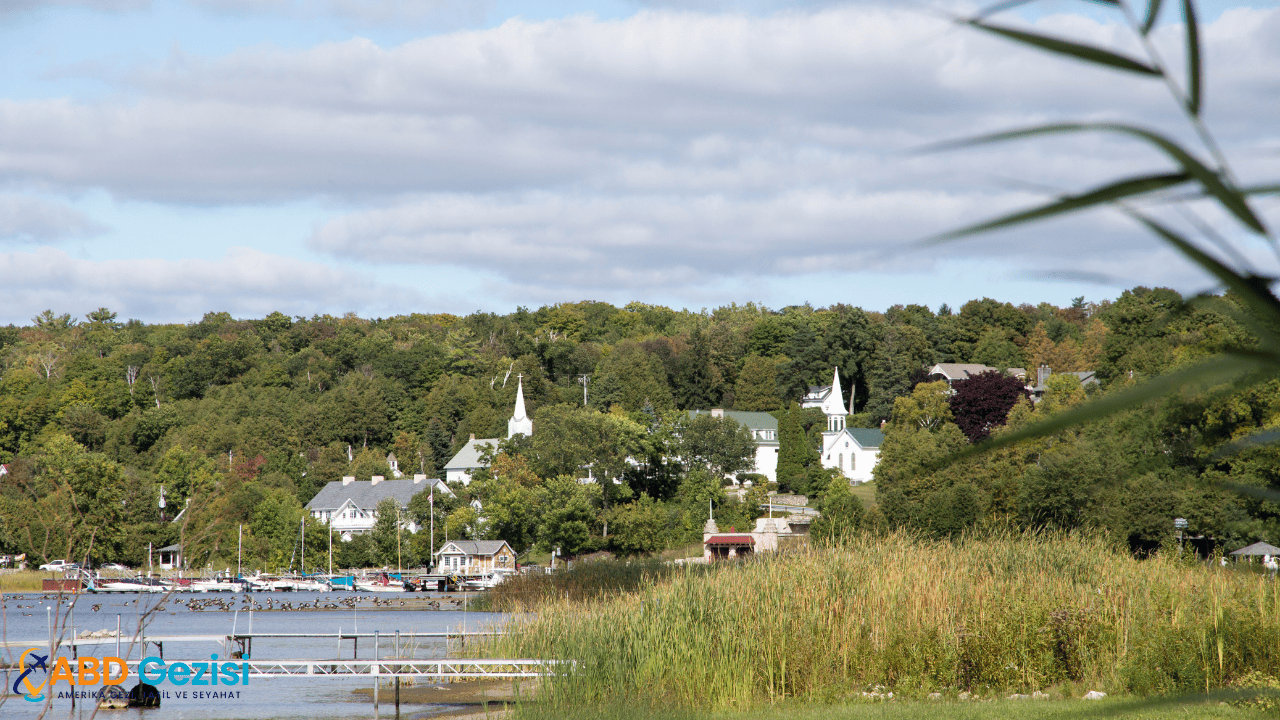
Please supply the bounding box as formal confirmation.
[1,0,1277,325]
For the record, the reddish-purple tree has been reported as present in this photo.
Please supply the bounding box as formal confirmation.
[949,370,1030,443]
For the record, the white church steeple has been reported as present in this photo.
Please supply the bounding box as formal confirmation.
[507,374,533,438]
[821,367,845,433]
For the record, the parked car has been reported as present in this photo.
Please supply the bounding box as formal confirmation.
[39,560,79,572]
[100,563,130,571]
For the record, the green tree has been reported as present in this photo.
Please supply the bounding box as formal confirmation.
[810,471,864,545]
[775,402,816,492]
[370,497,414,568]
[678,413,757,479]
[734,355,780,411]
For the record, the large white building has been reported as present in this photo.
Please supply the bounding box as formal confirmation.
[305,474,446,541]
[687,408,779,484]
[443,375,532,486]
[818,367,883,484]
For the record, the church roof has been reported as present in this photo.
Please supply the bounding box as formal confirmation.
[847,428,885,449]
[443,438,500,471]
[820,367,846,416]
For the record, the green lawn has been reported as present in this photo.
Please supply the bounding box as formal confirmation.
[850,481,876,509]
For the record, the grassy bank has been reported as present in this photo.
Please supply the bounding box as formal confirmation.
[511,696,1277,720]
[480,532,1280,711]
[484,557,710,612]
[0,570,58,592]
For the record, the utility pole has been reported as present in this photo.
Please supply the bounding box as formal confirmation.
[578,374,590,405]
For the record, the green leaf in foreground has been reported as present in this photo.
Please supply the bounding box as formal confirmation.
[925,172,1191,244]
[965,19,1161,76]
[943,353,1274,464]
[924,121,1268,235]
[1182,0,1202,115]
[1127,211,1280,340]
[1142,0,1166,36]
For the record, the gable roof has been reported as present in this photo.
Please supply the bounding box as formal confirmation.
[436,540,512,557]
[687,409,778,431]
[1231,541,1280,556]
[305,478,430,511]
[444,438,500,471]
[847,428,885,449]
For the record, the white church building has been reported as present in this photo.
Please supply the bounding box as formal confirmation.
[443,375,533,485]
[818,367,883,484]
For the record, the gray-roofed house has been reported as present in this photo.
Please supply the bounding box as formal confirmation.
[435,540,516,574]
[928,363,1028,386]
[687,408,779,483]
[306,475,443,541]
[1027,366,1100,402]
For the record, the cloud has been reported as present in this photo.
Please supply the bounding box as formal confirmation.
[0,195,106,244]
[0,247,440,324]
[2,5,1276,304]
[0,0,148,15]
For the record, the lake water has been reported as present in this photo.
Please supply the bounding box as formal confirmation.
[1,591,507,719]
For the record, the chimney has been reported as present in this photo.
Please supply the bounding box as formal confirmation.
[469,433,476,441]
[880,419,886,429]
[371,475,384,486]
[413,473,426,484]
[1037,364,1052,387]
[711,408,724,418]
[342,476,355,486]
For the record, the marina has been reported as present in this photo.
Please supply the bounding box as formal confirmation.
[0,590,520,718]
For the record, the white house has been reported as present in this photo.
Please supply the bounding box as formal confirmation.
[305,474,444,541]
[443,375,532,486]
[686,408,778,484]
[818,367,884,484]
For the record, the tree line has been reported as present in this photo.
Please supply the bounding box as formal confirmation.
[0,288,1273,568]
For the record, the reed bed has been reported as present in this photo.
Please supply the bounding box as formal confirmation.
[479,532,1280,711]
[485,557,709,611]
[0,570,55,592]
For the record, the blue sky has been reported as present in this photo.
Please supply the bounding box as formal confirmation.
[1,0,1277,324]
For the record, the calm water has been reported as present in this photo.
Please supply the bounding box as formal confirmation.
[1,591,507,719]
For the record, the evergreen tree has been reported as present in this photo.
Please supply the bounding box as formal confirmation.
[674,328,716,409]
[775,402,816,492]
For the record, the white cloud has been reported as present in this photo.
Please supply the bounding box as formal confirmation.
[0,195,106,243]
[2,5,1276,307]
[189,0,490,27]
[0,247,439,323]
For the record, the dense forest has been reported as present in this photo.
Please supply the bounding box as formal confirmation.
[0,288,1276,571]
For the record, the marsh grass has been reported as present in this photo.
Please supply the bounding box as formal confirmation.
[512,695,1277,720]
[0,570,58,592]
[484,557,709,612]
[480,532,1280,711]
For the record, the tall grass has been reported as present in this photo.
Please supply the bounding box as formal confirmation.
[485,557,709,612]
[480,532,1280,710]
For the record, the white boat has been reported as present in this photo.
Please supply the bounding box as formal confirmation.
[463,572,508,590]
[354,573,407,592]
[87,577,171,593]
[262,576,332,592]
[190,578,243,592]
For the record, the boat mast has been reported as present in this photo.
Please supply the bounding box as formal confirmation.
[237,524,243,577]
